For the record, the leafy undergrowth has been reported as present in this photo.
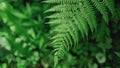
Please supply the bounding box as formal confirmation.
[0,0,120,68]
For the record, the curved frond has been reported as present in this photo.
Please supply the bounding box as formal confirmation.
[45,0,115,66]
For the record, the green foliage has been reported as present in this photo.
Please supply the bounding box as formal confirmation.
[0,0,51,68]
[0,0,120,68]
[45,0,119,67]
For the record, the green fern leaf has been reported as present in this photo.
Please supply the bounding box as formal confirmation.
[45,0,115,66]
[104,0,115,15]
[91,0,109,23]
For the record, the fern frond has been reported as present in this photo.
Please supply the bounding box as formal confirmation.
[44,0,79,4]
[45,0,115,67]
[103,0,115,15]
[83,0,97,31]
[91,0,109,23]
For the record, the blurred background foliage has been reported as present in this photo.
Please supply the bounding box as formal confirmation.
[0,0,120,68]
